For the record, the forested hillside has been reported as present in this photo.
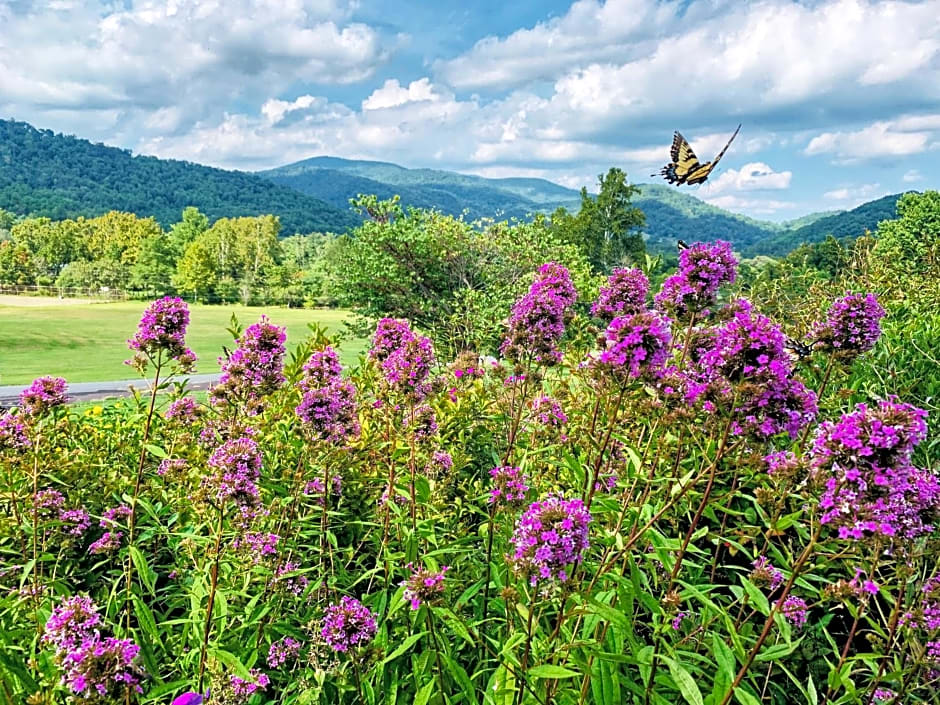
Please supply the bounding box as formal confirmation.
[0,120,359,234]
[0,119,912,255]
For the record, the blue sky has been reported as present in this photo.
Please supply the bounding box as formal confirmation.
[1,0,938,221]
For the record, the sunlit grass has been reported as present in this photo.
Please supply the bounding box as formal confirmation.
[0,300,365,385]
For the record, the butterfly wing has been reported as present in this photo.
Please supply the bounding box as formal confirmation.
[657,132,703,185]
[686,124,742,185]
[677,239,690,251]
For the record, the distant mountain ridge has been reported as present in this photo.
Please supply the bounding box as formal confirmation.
[0,120,359,233]
[0,119,906,255]
[263,155,905,255]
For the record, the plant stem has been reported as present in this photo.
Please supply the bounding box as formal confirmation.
[125,355,163,631]
[719,524,822,705]
[198,502,226,693]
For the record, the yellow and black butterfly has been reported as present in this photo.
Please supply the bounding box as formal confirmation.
[677,239,690,252]
[655,124,741,186]
[783,336,813,364]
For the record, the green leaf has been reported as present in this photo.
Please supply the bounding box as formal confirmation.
[663,657,704,705]
[413,679,435,705]
[381,632,427,665]
[209,649,251,679]
[145,444,168,459]
[734,687,762,705]
[528,664,580,679]
[807,674,819,705]
[740,576,770,616]
[130,545,156,595]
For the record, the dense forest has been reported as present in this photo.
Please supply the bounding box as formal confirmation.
[0,119,907,256]
[0,120,359,234]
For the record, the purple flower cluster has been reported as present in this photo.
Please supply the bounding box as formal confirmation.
[204,437,263,509]
[229,669,270,701]
[408,404,439,440]
[34,489,65,514]
[509,494,591,584]
[402,563,449,610]
[0,412,30,450]
[233,532,279,563]
[305,474,343,505]
[489,466,529,510]
[812,292,886,358]
[655,240,737,317]
[126,297,196,371]
[165,397,203,424]
[295,346,360,443]
[811,398,938,542]
[211,316,286,410]
[592,311,673,382]
[269,561,309,597]
[100,504,131,527]
[750,556,784,590]
[267,636,302,668]
[43,596,143,699]
[321,596,377,653]
[591,267,650,322]
[370,319,437,400]
[686,301,818,439]
[384,335,436,401]
[19,376,68,417]
[158,458,188,479]
[776,595,809,627]
[424,450,454,479]
[501,262,577,365]
[89,531,123,555]
[370,318,413,363]
[59,508,92,536]
[529,396,568,428]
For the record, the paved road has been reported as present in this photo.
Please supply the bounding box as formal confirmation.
[0,373,221,406]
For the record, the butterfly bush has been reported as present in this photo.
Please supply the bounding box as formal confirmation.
[501,262,577,365]
[382,334,436,401]
[655,240,737,317]
[295,346,360,443]
[267,636,302,669]
[776,595,809,627]
[812,292,886,359]
[0,412,30,450]
[509,494,591,584]
[43,596,143,700]
[126,296,196,373]
[402,563,449,610]
[591,311,673,382]
[489,466,529,510]
[321,596,377,653]
[686,300,817,439]
[591,267,650,322]
[211,316,286,411]
[810,398,939,542]
[370,317,415,363]
[19,376,68,417]
[203,437,263,511]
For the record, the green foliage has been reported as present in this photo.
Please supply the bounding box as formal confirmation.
[0,119,359,233]
[551,168,646,271]
[324,198,595,355]
[873,190,940,280]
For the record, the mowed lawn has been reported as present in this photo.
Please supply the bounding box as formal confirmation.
[0,299,365,385]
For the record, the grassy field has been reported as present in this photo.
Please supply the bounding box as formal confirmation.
[0,299,365,385]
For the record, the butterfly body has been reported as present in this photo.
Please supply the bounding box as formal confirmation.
[783,336,813,364]
[655,124,741,186]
